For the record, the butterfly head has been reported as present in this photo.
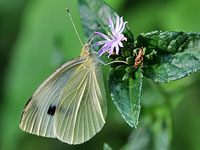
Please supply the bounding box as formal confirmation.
[81,43,95,59]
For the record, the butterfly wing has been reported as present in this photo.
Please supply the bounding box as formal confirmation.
[19,58,85,138]
[54,60,107,144]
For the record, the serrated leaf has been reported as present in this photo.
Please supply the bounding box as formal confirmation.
[108,69,143,128]
[137,31,200,82]
[78,0,133,50]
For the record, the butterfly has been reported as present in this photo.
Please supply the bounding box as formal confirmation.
[19,43,107,144]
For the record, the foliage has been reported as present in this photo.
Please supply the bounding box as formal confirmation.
[1,0,200,150]
[137,31,200,82]
[78,0,200,149]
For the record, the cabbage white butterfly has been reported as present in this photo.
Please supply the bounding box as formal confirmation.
[20,43,107,144]
[19,9,107,145]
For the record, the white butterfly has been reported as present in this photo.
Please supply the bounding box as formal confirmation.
[19,43,107,144]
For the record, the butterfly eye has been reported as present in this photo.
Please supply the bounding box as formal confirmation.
[87,47,92,53]
[84,44,92,54]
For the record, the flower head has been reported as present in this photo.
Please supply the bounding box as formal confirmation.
[94,16,128,57]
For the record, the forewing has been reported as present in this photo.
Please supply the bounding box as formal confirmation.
[20,58,85,138]
[55,62,107,144]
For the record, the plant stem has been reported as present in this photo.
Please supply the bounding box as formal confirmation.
[151,81,173,142]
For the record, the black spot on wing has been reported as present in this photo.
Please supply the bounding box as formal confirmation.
[47,105,57,116]
[20,96,33,123]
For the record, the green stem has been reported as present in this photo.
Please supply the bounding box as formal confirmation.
[150,81,173,142]
[152,82,171,107]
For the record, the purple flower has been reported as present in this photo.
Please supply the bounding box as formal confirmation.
[94,16,128,57]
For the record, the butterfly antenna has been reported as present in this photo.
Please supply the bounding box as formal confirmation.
[87,24,101,44]
[66,8,84,47]
[87,32,95,44]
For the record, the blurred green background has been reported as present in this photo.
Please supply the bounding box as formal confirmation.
[0,0,200,150]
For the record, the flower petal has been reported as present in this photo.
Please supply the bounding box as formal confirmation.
[97,43,111,57]
[115,17,123,33]
[95,32,110,40]
[118,41,123,47]
[122,37,127,41]
[108,44,115,57]
[109,17,114,30]
[93,40,107,47]
[119,21,128,34]
[108,32,115,40]
[115,43,120,55]
[115,16,120,33]
[94,16,128,58]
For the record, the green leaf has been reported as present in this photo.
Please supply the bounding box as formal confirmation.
[103,143,112,150]
[151,106,172,150]
[121,122,170,150]
[78,0,133,48]
[108,69,143,128]
[122,105,172,150]
[121,127,152,150]
[153,127,170,150]
[137,31,200,82]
